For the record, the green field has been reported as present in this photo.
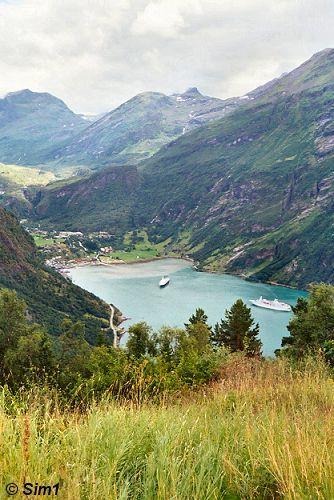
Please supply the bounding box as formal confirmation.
[32,235,66,248]
[0,163,55,187]
[101,248,159,262]
[33,235,58,247]
[101,230,171,262]
[0,357,333,499]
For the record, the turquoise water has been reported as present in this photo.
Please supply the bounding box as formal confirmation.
[70,259,307,356]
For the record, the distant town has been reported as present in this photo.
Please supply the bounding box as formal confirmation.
[24,225,172,275]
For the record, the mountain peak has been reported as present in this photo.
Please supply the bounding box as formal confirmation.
[181,87,203,98]
[6,88,34,98]
[2,89,80,115]
[5,89,59,103]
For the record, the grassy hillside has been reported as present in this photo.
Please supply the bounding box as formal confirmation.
[0,357,333,499]
[0,162,55,216]
[0,207,109,340]
[0,163,55,186]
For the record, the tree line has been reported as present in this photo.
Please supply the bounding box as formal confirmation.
[0,283,333,403]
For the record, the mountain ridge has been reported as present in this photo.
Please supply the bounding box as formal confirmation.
[0,89,87,166]
[49,87,242,169]
[0,86,243,171]
[23,48,334,288]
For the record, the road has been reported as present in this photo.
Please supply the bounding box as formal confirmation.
[109,304,118,348]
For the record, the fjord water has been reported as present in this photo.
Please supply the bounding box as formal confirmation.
[70,259,307,356]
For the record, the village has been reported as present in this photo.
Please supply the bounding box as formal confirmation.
[25,226,166,275]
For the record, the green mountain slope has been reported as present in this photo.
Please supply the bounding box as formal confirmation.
[0,162,56,217]
[0,89,87,166]
[134,49,334,287]
[0,87,243,172]
[16,49,334,288]
[52,88,242,169]
[139,50,334,286]
[33,165,140,233]
[0,207,110,340]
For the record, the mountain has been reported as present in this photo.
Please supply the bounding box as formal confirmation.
[33,165,140,233]
[0,87,244,171]
[0,89,87,166]
[133,48,334,287]
[0,163,56,217]
[27,49,334,288]
[0,207,110,341]
[248,47,334,99]
[51,88,242,169]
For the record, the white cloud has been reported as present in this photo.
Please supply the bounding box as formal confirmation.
[0,0,332,113]
[131,2,185,38]
[131,0,202,38]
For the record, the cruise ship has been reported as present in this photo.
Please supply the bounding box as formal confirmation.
[159,276,170,288]
[250,296,292,312]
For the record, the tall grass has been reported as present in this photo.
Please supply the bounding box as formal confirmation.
[0,357,333,499]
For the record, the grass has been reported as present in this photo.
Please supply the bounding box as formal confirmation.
[33,235,59,247]
[101,248,159,262]
[0,163,55,187]
[101,230,172,263]
[0,357,333,499]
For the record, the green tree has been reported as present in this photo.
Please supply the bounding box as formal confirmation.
[211,299,262,357]
[176,348,224,386]
[0,289,27,363]
[154,327,184,367]
[185,307,211,331]
[126,322,155,360]
[57,320,92,387]
[323,340,334,367]
[85,346,129,396]
[0,289,56,385]
[4,328,56,383]
[186,322,211,354]
[281,284,334,359]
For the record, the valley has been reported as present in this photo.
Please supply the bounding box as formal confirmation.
[0,4,333,499]
[0,49,333,289]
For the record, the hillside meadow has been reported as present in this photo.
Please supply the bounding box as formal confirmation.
[0,356,333,500]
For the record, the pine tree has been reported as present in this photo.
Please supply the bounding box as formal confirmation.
[211,299,262,357]
[185,308,211,331]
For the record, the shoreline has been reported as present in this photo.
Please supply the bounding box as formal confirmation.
[68,254,194,268]
[99,255,195,266]
[67,255,305,292]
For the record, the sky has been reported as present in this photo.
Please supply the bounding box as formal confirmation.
[0,0,333,114]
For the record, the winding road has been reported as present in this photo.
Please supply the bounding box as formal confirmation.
[109,304,126,348]
[109,304,118,348]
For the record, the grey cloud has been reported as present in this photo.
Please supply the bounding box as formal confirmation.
[0,0,332,113]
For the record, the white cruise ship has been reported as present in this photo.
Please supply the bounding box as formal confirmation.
[159,276,170,288]
[250,296,291,312]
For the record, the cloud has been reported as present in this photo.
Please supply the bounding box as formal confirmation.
[131,0,202,38]
[0,0,333,113]
[131,2,185,38]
